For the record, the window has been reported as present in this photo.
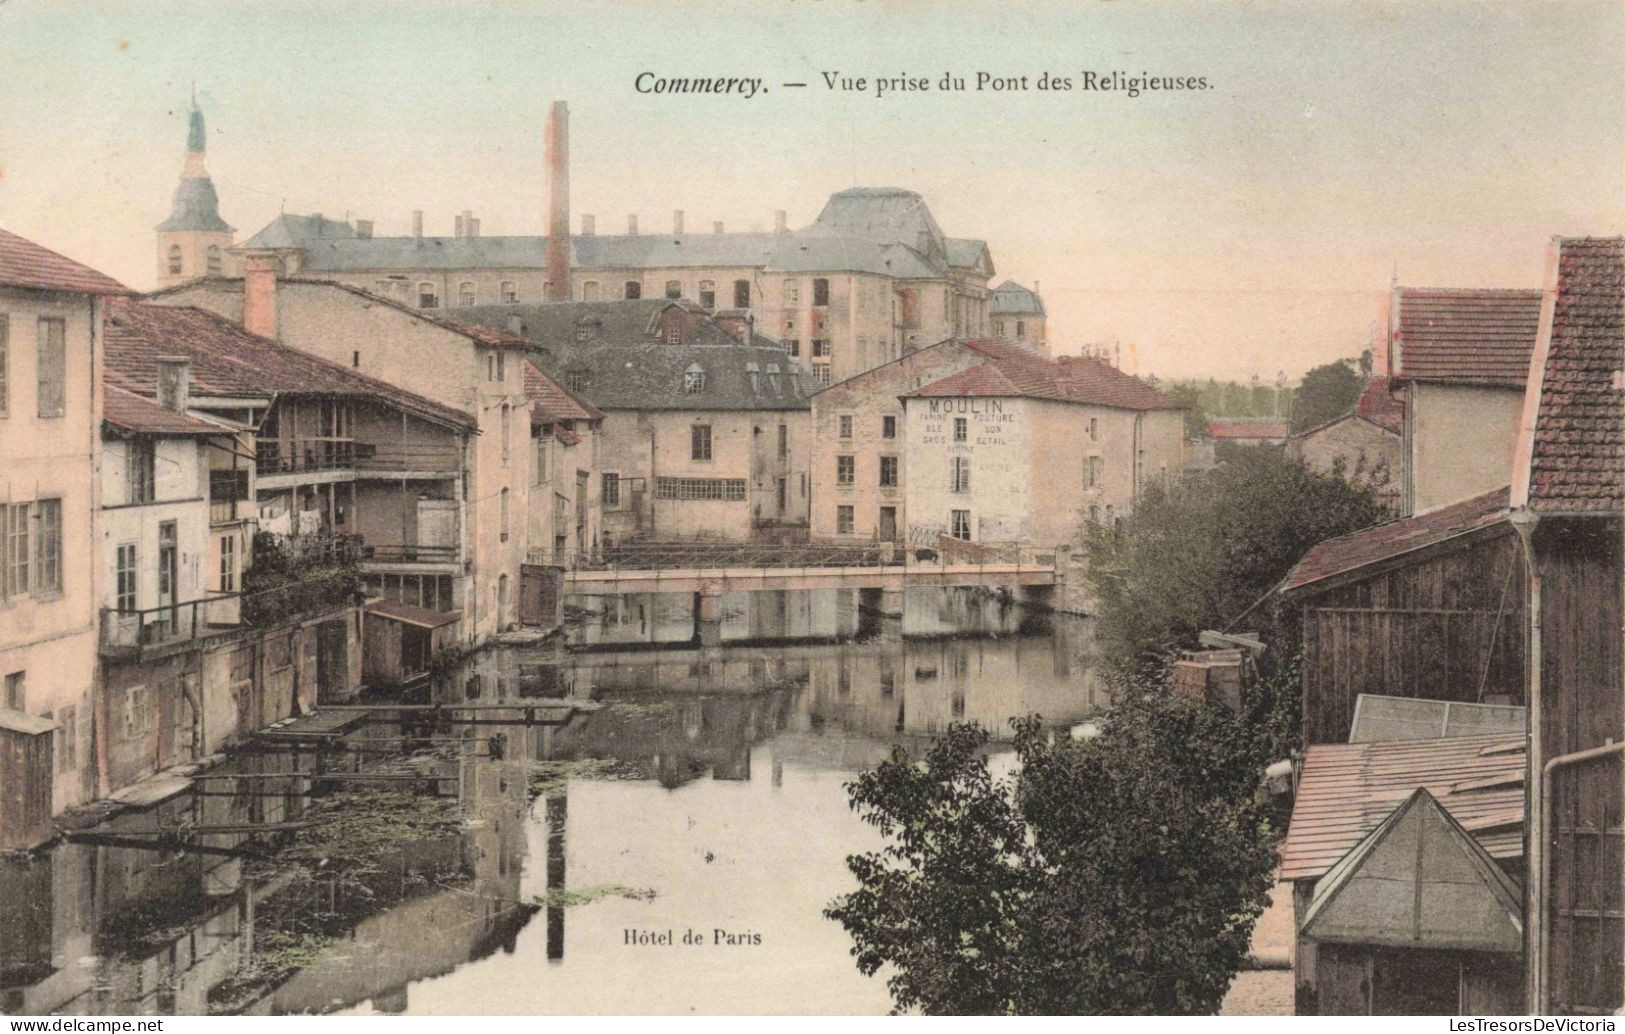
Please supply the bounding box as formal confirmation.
[116,543,137,611]
[0,315,8,417]
[811,338,830,358]
[602,472,620,508]
[1087,455,1104,488]
[733,279,751,308]
[458,282,475,307]
[698,281,716,309]
[1089,417,1099,442]
[500,281,518,303]
[126,439,156,504]
[500,487,510,541]
[879,455,899,487]
[665,280,682,300]
[56,705,76,773]
[786,339,800,358]
[777,423,788,459]
[836,455,855,486]
[951,509,971,540]
[167,245,182,276]
[206,245,222,276]
[533,438,548,485]
[654,477,745,501]
[3,671,23,710]
[565,368,588,392]
[838,415,853,439]
[836,505,854,535]
[33,499,60,597]
[5,503,29,598]
[953,417,967,442]
[501,404,511,462]
[683,365,706,396]
[813,278,830,306]
[665,322,682,346]
[623,281,642,300]
[783,279,800,307]
[691,424,712,461]
[882,415,897,439]
[582,281,601,302]
[218,534,236,593]
[812,365,831,386]
[37,318,65,418]
[950,455,971,493]
[487,351,505,382]
[418,282,438,308]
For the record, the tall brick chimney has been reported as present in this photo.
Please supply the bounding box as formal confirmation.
[545,101,570,302]
[157,357,191,412]
[243,254,279,339]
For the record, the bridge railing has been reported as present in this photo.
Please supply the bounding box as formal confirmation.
[554,540,1063,573]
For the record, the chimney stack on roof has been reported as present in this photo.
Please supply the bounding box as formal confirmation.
[412,210,423,239]
[581,213,595,236]
[469,217,480,238]
[462,209,475,238]
[627,214,638,235]
[157,357,191,413]
[243,253,279,340]
[454,214,465,238]
[774,210,787,234]
[673,210,684,235]
[545,100,571,302]
[713,221,724,235]
[356,219,374,239]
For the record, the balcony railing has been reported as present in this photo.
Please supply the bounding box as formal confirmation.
[101,593,242,653]
[256,438,357,477]
[360,543,460,565]
[353,443,462,473]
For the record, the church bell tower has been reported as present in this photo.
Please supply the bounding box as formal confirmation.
[155,91,234,288]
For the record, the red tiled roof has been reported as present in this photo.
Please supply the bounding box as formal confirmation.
[0,227,132,296]
[524,360,603,426]
[1280,734,1525,881]
[1392,288,1542,388]
[1354,376,1405,434]
[1526,237,1624,515]
[103,384,231,436]
[1209,421,1289,440]
[1281,486,1509,595]
[105,299,475,430]
[905,339,1179,411]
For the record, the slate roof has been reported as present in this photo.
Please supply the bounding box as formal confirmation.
[904,340,1181,411]
[454,300,813,412]
[157,177,232,233]
[990,280,1045,316]
[237,213,356,251]
[945,238,991,271]
[524,360,603,426]
[0,228,132,296]
[1524,237,1624,515]
[1281,486,1510,596]
[103,384,232,436]
[1208,421,1289,440]
[104,299,474,429]
[814,188,947,253]
[1279,734,1525,882]
[1392,288,1543,388]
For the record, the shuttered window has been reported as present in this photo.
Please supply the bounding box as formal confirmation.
[37,317,65,418]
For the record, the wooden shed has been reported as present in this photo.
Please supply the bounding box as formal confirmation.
[1280,487,1524,745]
[363,600,460,683]
[0,710,56,851]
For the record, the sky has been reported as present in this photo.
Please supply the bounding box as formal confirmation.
[0,0,1619,380]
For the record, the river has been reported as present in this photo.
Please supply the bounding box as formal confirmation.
[0,588,1108,1016]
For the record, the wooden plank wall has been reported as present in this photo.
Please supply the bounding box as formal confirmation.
[1539,518,1623,1015]
[1299,531,1527,744]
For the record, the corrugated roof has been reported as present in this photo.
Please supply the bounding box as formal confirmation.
[105,299,475,430]
[103,384,232,436]
[0,228,132,296]
[1281,486,1509,596]
[524,360,602,425]
[1525,237,1624,515]
[1279,734,1525,882]
[1393,288,1542,388]
[905,340,1180,411]
[990,280,1045,316]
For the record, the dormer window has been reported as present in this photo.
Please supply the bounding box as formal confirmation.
[565,368,588,392]
[575,321,593,343]
[683,364,705,395]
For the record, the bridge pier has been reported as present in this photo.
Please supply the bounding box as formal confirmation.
[858,586,906,620]
[694,584,724,647]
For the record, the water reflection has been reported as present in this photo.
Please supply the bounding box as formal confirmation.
[2,588,1105,1016]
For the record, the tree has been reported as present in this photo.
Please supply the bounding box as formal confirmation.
[1289,359,1364,434]
[826,696,1278,1015]
[1166,382,1211,437]
[1083,445,1387,676]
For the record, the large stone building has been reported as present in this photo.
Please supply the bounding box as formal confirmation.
[900,347,1185,548]
[989,280,1048,356]
[0,229,130,847]
[1387,287,1542,514]
[457,299,813,543]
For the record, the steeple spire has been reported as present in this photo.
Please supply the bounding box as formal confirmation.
[157,95,231,235]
